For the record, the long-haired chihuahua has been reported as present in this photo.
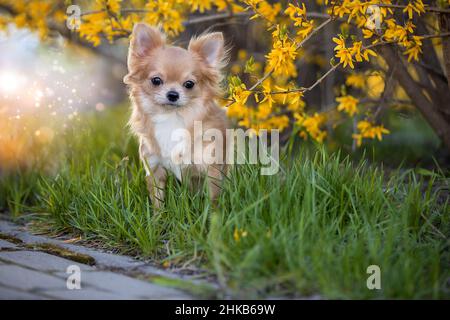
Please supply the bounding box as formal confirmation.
[124,23,229,208]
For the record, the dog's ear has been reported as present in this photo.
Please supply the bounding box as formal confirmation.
[188,32,226,68]
[125,24,165,84]
[130,23,165,57]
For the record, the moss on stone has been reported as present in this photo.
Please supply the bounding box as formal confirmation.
[25,243,96,265]
[0,233,24,244]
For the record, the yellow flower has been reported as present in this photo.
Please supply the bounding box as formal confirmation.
[353,120,390,146]
[13,13,27,28]
[295,112,327,143]
[366,74,385,99]
[79,10,108,46]
[233,228,240,242]
[346,74,365,89]
[246,0,263,7]
[233,228,248,242]
[145,0,184,36]
[274,85,305,111]
[259,80,275,108]
[403,0,425,19]
[297,20,314,39]
[285,3,314,40]
[333,36,354,68]
[371,125,390,140]
[189,0,212,13]
[332,36,346,50]
[362,29,374,39]
[285,3,307,19]
[249,0,281,23]
[259,1,281,23]
[351,41,377,62]
[357,120,371,132]
[352,133,363,147]
[333,4,351,18]
[103,0,122,15]
[227,77,251,119]
[336,48,354,68]
[351,41,364,62]
[232,85,250,106]
[256,103,272,119]
[336,95,359,116]
[266,115,290,131]
[265,39,298,77]
[404,21,416,33]
[362,48,377,62]
[215,0,245,12]
[333,36,376,68]
[404,36,423,62]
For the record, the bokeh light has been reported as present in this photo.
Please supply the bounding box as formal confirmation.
[0,25,127,172]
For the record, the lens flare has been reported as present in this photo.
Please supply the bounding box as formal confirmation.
[0,70,27,94]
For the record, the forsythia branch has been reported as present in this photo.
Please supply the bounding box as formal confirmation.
[251,33,450,97]
[247,17,334,93]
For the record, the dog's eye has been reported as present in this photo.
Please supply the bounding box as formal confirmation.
[183,80,195,89]
[151,77,163,86]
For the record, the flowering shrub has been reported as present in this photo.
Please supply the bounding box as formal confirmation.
[1,0,450,149]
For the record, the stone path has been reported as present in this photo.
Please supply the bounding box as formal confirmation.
[0,219,216,300]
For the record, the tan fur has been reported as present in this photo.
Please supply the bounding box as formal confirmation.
[124,23,229,209]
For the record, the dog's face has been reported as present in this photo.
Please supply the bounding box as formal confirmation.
[124,23,226,113]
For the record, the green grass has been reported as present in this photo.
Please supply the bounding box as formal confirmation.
[0,106,449,299]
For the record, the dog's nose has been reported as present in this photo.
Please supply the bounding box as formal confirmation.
[166,91,179,102]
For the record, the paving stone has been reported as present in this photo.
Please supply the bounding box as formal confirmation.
[0,219,198,299]
[0,219,18,234]
[0,220,145,269]
[53,270,192,299]
[0,286,47,300]
[64,248,145,269]
[0,239,17,249]
[0,251,94,272]
[0,264,66,292]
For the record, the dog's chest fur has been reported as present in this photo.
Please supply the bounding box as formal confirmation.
[149,112,189,180]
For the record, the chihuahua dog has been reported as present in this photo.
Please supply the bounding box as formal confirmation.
[124,23,229,208]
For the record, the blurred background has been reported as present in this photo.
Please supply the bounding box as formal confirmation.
[0,24,127,172]
[0,0,446,176]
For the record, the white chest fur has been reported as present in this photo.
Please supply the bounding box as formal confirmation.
[148,112,189,180]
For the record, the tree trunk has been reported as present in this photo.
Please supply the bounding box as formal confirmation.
[439,13,450,90]
[379,45,450,151]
